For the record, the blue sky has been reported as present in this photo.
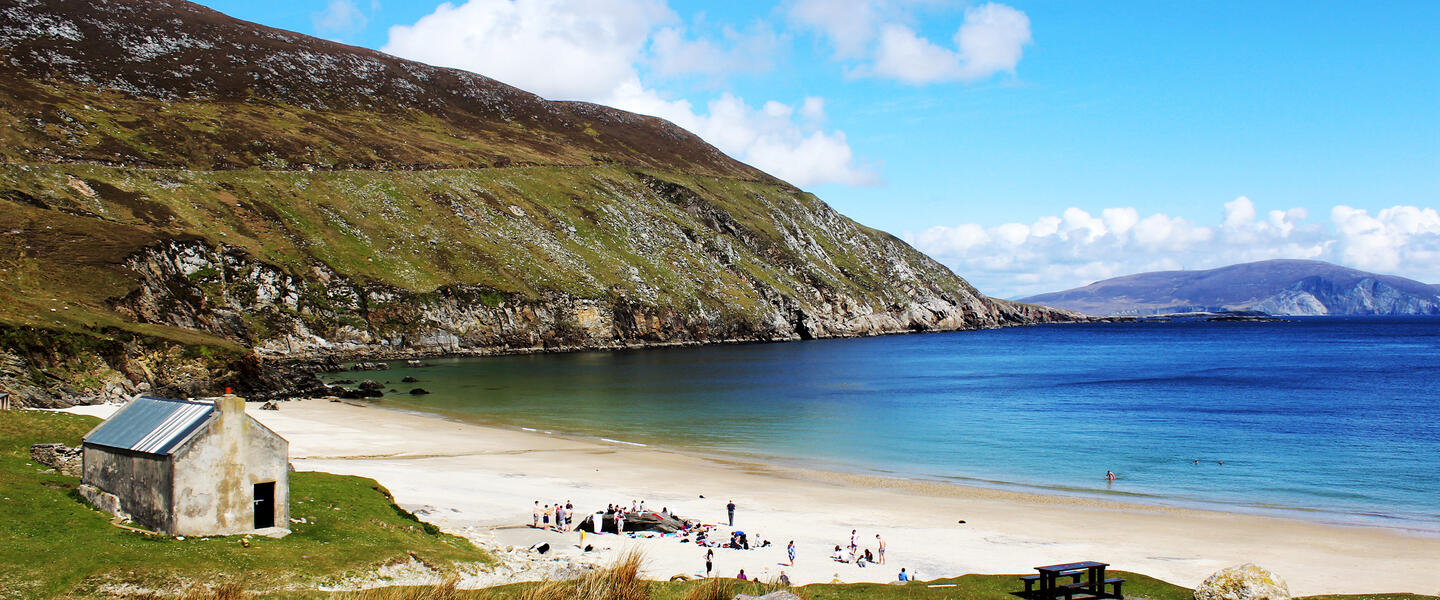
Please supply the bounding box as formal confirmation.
[193,0,1440,297]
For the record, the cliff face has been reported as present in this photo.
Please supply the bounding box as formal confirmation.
[1020,259,1440,316]
[0,0,1078,406]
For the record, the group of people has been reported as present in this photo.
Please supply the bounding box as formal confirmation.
[532,498,680,535]
[531,500,576,532]
[829,530,886,567]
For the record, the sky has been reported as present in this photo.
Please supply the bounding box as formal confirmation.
[193,0,1440,298]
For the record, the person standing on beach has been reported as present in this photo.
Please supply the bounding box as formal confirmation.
[532,501,541,528]
[616,511,625,536]
[543,504,551,529]
[705,548,714,577]
[876,534,886,564]
[566,500,574,530]
[787,540,796,566]
[727,500,736,526]
[849,529,857,553]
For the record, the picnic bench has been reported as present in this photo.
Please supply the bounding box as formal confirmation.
[1014,561,1124,600]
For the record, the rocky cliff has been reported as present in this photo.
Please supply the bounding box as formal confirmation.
[1020,259,1440,316]
[0,0,1078,407]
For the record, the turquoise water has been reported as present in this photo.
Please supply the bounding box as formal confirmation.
[329,317,1440,533]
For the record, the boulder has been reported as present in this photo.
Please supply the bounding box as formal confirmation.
[357,380,384,392]
[409,388,431,395]
[1195,564,1291,600]
[260,401,279,410]
[79,484,132,522]
[30,443,82,477]
[401,376,419,383]
[577,510,689,534]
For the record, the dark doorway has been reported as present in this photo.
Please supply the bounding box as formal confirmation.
[253,482,275,529]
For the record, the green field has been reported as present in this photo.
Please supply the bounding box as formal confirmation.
[0,410,489,600]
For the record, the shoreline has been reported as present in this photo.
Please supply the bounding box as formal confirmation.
[58,398,1440,594]
[353,398,1440,539]
[216,400,1440,594]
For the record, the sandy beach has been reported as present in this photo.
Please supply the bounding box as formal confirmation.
[64,399,1440,595]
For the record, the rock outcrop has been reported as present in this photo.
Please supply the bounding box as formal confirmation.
[1194,564,1291,600]
[30,443,82,477]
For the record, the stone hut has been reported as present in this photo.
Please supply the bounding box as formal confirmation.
[81,393,289,536]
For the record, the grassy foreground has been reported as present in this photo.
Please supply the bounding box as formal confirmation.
[0,410,489,599]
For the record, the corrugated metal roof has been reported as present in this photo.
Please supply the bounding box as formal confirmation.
[84,396,214,456]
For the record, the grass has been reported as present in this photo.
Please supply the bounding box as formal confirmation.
[0,410,490,599]
[192,568,1440,600]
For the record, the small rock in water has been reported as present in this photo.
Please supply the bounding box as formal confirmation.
[409,388,431,395]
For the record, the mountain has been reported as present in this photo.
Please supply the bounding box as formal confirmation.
[1019,259,1440,316]
[0,0,1078,406]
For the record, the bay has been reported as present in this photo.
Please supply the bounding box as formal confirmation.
[331,316,1440,533]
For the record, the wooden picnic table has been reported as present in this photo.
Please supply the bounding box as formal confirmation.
[1017,561,1125,600]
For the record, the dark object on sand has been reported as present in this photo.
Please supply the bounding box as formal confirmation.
[584,544,594,552]
[531,543,550,554]
[401,376,419,383]
[409,388,431,395]
[579,510,689,534]
[957,520,967,524]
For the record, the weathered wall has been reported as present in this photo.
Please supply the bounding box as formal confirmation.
[82,445,173,532]
[171,396,288,535]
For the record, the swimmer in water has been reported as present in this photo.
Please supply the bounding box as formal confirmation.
[1105,470,1116,482]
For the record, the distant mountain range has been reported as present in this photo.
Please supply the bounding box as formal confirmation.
[1019,260,1440,316]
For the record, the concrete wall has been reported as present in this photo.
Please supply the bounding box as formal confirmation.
[171,396,289,536]
[82,445,173,532]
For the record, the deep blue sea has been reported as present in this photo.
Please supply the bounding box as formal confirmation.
[337,317,1440,533]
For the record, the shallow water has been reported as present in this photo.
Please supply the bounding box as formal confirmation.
[329,316,1440,532]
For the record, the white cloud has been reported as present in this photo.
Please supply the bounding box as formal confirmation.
[383,0,670,101]
[313,0,369,36]
[648,23,780,79]
[792,1,1031,84]
[382,0,874,187]
[909,197,1440,299]
[787,0,894,59]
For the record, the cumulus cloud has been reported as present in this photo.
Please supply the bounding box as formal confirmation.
[908,198,1440,299]
[791,0,1031,84]
[382,0,873,187]
[871,4,1030,84]
[313,0,370,36]
[648,22,781,79]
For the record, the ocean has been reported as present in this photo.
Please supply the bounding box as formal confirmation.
[327,316,1440,533]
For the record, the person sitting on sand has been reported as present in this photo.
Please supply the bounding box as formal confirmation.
[831,545,846,562]
[864,548,874,564]
[778,571,791,586]
[736,569,747,581]
[898,568,909,582]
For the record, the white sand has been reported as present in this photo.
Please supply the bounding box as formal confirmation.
[64,400,1440,594]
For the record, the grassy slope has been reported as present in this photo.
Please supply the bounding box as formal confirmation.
[0,159,960,348]
[0,411,488,600]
